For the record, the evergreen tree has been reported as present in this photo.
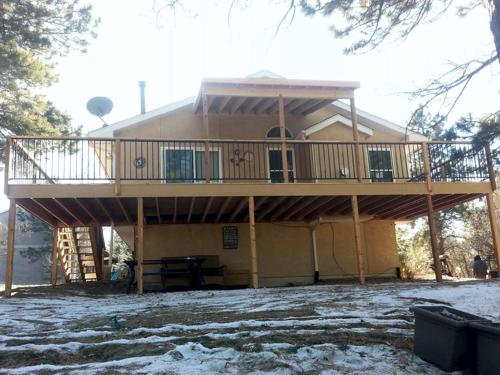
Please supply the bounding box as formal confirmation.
[0,0,99,148]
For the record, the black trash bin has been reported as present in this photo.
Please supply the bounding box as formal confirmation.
[410,305,490,372]
[470,322,500,375]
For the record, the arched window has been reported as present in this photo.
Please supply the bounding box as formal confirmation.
[266,126,292,138]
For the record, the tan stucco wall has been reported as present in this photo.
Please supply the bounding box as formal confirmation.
[111,104,408,182]
[115,219,400,287]
[114,104,403,142]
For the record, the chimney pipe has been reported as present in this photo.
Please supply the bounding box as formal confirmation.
[138,81,146,114]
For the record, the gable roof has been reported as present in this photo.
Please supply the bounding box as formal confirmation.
[331,101,426,141]
[88,74,426,141]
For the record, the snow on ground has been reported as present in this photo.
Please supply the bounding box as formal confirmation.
[0,280,498,374]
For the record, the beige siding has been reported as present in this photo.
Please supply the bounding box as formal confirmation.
[115,219,400,287]
[110,104,410,182]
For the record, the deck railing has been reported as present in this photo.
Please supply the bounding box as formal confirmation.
[6,137,492,186]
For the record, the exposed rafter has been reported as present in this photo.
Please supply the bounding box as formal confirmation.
[215,197,232,223]
[116,198,133,225]
[201,197,214,223]
[229,197,248,223]
[53,199,85,226]
[33,199,72,226]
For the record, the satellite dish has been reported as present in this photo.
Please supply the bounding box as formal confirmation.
[86,96,113,125]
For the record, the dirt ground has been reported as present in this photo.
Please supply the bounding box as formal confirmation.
[0,279,498,374]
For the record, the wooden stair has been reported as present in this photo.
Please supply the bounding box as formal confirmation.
[57,227,108,282]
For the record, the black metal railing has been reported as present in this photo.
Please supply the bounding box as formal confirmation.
[6,137,491,185]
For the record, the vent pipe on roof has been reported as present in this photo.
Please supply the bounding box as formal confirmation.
[138,81,146,114]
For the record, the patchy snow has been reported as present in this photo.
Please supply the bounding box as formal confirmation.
[0,280,498,374]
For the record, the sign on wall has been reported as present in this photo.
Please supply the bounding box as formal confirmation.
[222,226,238,250]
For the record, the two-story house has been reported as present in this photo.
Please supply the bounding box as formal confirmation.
[3,72,499,296]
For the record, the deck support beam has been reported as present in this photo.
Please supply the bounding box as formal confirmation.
[310,224,319,283]
[426,195,443,282]
[137,197,144,295]
[350,97,363,182]
[486,192,500,269]
[248,196,258,288]
[4,199,16,297]
[109,225,114,268]
[51,227,58,287]
[351,195,366,285]
[278,95,289,183]
[202,91,211,183]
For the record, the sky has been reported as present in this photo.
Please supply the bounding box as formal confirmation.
[45,0,499,132]
[0,0,498,212]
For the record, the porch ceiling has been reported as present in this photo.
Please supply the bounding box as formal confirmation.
[193,78,360,115]
[16,193,483,228]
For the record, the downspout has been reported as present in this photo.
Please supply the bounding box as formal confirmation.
[307,215,373,283]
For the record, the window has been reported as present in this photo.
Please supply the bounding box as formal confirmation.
[266,126,292,138]
[268,149,295,183]
[163,148,220,182]
[368,149,393,182]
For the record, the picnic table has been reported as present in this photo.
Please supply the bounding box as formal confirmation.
[125,256,206,293]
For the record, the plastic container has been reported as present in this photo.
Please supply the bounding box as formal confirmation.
[470,322,500,375]
[410,305,489,372]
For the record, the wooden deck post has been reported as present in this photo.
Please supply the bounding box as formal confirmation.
[202,91,211,183]
[248,196,259,288]
[426,195,443,282]
[278,95,289,183]
[422,142,433,192]
[109,225,114,268]
[4,199,16,297]
[4,137,11,197]
[310,225,320,283]
[485,144,497,191]
[351,195,366,284]
[51,227,58,287]
[350,97,363,182]
[137,197,144,295]
[114,139,121,195]
[486,192,500,269]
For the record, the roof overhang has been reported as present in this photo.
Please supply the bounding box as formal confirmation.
[331,101,428,142]
[193,77,360,116]
[88,97,194,138]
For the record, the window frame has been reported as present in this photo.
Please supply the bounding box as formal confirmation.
[160,145,222,183]
[367,147,394,183]
[265,146,296,183]
[265,126,293,139]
